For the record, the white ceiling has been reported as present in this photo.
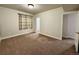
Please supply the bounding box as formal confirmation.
[0,4,79,14]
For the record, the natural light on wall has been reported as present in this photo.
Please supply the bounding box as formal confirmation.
[36,17,40,33]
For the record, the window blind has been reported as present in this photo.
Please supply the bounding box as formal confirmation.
[18,13,32,30]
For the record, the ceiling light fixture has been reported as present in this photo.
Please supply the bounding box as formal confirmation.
[28,4,34,8]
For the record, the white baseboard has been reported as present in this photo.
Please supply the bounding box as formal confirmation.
[0,32,62,41]
[40,33,62,40]
[1,31,33,40]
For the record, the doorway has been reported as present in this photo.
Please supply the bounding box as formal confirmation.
[36,17,40,33]
[63,13,76,39]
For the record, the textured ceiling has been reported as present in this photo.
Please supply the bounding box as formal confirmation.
[0,4,79,14]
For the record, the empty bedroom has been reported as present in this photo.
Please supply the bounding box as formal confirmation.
[0,4,79,55]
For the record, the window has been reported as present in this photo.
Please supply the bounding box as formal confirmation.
[18,13,32,30]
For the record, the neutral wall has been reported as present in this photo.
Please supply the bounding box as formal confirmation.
[63,13,77,39]
[0,7,33,39]
[34,7,64,40]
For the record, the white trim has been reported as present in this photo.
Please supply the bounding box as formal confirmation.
[40,33,62,40]
[75,33,79,52]
[1,31,33,40]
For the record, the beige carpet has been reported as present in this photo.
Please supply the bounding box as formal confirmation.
[0,33,75,55]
